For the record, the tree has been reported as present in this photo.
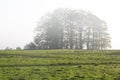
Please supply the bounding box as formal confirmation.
[5,46,10,50]
[34,8,111,50]
[16,47,22,50]
[24,42,37,50]
[5,46,12,50]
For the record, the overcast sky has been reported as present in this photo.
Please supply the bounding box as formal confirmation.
[0,0,120,49]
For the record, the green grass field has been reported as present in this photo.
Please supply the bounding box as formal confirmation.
[0,50,120,80]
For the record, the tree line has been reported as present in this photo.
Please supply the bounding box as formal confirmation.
[24,8,111,50]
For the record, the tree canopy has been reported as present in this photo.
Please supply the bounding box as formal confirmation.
[32,8,111,50]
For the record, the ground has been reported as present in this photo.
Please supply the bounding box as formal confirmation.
[0,50,120,80]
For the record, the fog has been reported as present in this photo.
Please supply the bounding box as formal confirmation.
[0,0,120,49]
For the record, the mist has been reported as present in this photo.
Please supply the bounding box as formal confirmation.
[0,0,120,49]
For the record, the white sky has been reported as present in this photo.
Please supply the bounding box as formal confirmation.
[0,0,120,49]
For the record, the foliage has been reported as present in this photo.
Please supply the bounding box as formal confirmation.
[16,47,22,50]
[34,8,111,50]
[24,42,37,50]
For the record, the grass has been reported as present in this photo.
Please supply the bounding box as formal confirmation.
[0,50,120,80]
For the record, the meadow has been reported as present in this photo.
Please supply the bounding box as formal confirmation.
[0,50,120,80]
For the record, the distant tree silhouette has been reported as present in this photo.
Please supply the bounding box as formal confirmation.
[33,8,111,50]
[24,42,37,50]
[16,47,22,50]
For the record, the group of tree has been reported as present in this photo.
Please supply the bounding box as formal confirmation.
[5,47,12,50]
[5,46,22,50]
[24,8,111,50]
